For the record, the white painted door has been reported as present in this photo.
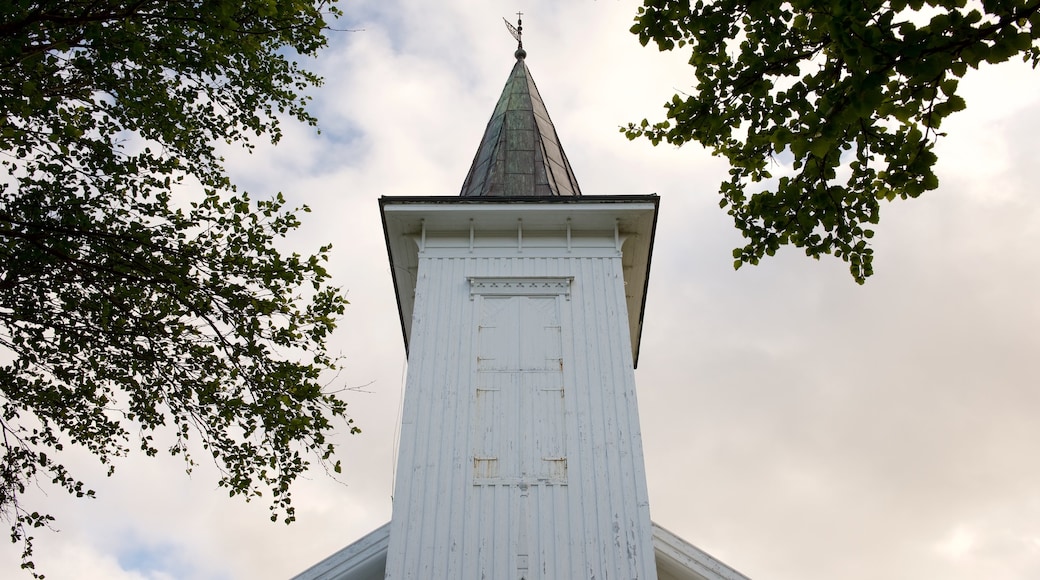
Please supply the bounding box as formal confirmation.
[473,295,566,484]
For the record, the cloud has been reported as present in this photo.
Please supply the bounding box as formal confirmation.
[5,1,1040,579]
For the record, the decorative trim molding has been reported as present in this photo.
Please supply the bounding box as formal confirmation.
[468,276,573,299]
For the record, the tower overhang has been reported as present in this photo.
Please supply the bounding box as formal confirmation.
[380,194,659,367]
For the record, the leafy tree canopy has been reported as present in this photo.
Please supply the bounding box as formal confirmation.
[626,0,1040,282]
[0,1,353,573]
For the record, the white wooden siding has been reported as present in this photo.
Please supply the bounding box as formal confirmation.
[384,228,657,580]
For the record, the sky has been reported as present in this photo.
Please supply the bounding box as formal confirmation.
[4,1,1040,579]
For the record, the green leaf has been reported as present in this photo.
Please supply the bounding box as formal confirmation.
[628,0,1026,283]
[0,0,353,575]
[809,139,833,159]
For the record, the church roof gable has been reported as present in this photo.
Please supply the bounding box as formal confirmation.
[291,522,389,580]
[292,520,748,580]
[652,522,751,580]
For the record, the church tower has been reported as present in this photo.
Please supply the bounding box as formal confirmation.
[379,44,659,580]
[294,30,748,580]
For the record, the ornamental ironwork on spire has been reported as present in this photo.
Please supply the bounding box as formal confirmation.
[459,25,582,198]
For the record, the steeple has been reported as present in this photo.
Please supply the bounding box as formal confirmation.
[294,22,751,580]
[459,47,582,197]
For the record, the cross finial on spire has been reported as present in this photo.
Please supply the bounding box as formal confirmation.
[504,13,526,59]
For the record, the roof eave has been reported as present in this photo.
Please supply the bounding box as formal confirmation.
[380,194,659,367]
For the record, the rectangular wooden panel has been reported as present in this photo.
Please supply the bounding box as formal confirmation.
[473,291,567,485]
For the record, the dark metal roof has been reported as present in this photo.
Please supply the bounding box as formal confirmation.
[459,53,582,197]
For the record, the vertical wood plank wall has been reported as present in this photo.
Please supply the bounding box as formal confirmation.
[384,232,657,580]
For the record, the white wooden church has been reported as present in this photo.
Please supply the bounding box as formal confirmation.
[293,39,749,580]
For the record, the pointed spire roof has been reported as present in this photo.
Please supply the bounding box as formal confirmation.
[459,50,582,197]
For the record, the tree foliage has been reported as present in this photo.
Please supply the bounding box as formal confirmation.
[0,1,354,573]
[626,0,1040,282]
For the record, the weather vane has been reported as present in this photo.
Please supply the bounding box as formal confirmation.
[504,12,525,58]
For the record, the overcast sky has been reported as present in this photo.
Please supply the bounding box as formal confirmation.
[4,1,1040,579]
